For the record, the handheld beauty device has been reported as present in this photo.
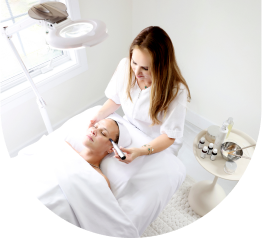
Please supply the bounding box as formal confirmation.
[109,138,126,160]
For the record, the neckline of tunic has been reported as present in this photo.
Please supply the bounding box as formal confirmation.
[134,76,151,92]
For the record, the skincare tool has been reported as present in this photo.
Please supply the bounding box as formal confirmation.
[200,146,208,159]
[205,125,220,143]
[210,149,218,161]
[109,138,126,160]
[227,144,256,155]
[214,121,229,151]
[231,155,251,160]
[224,161,237,174]
[226,117,234,138]
[198,137,205,149]
[221,142,243,161]
[207,143,214,155]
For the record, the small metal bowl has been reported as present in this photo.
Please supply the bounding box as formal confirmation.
[221,142,243,161]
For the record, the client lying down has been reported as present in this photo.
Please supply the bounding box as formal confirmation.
[66,118,120,188]
[15,116,139,237]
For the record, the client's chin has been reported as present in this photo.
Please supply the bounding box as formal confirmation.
[82,136,93,148]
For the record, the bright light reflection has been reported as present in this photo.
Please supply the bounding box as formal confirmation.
[60,23,93,38]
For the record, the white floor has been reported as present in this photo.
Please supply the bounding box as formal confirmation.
[114,106,238,195]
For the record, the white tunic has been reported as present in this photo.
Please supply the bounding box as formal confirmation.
[105,58,188,156]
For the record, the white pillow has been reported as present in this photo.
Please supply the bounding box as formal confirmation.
[60,106,135,195]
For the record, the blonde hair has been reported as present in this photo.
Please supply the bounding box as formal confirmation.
[126,26,191,125]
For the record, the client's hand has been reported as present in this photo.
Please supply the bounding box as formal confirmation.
[113,147,140,164]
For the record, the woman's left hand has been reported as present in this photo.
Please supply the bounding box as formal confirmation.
[113,147,141,164]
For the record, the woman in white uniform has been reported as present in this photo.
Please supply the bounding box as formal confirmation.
[88,26,191,163]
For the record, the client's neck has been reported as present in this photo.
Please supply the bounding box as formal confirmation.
[79,148,106,168]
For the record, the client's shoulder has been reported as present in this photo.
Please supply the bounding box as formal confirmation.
[65,141,80,154]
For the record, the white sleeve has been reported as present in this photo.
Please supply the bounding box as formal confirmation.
[105,58,128,104]
[160,86,188,139]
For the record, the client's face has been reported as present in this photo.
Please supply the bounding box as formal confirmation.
[83,119,119,153]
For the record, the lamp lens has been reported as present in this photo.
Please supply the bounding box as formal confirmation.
[60,23,93,38]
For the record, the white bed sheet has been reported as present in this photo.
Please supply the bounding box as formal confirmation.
[101,119,186,233]
[14,105,186,236]
[14,134,139,237]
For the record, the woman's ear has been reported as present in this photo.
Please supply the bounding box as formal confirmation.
[107,146,114,154]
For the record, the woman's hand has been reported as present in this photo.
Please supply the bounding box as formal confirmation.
[87,113,102,128]
[87,99,121,129]
[87,118,98,129]
[113,147,141,164]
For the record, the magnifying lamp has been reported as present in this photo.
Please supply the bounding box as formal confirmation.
[2,1,108,135]
[28,1,108,49]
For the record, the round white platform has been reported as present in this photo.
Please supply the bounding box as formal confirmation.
[188,128,256,216]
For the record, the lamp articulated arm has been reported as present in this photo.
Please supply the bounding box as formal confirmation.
[2,1,108,135]
[2,27,53,134]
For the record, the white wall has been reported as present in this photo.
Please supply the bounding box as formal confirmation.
[132,0,261,140]
[1,0,260,156]
[1,0,132,156]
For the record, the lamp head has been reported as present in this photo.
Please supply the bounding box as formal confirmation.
[28,1,68,24]
[28,1,108,49]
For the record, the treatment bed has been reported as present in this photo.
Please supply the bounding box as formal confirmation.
[12,106,186,237]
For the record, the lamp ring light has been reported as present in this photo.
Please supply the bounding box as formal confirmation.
[28,1,108,49]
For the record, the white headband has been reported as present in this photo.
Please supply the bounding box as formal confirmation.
[106,115,132,148]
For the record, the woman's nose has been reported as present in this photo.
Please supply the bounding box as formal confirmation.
[91,128,96,136]
[134,66,141,75]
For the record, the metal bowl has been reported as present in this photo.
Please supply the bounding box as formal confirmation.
[221,142,243,161]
